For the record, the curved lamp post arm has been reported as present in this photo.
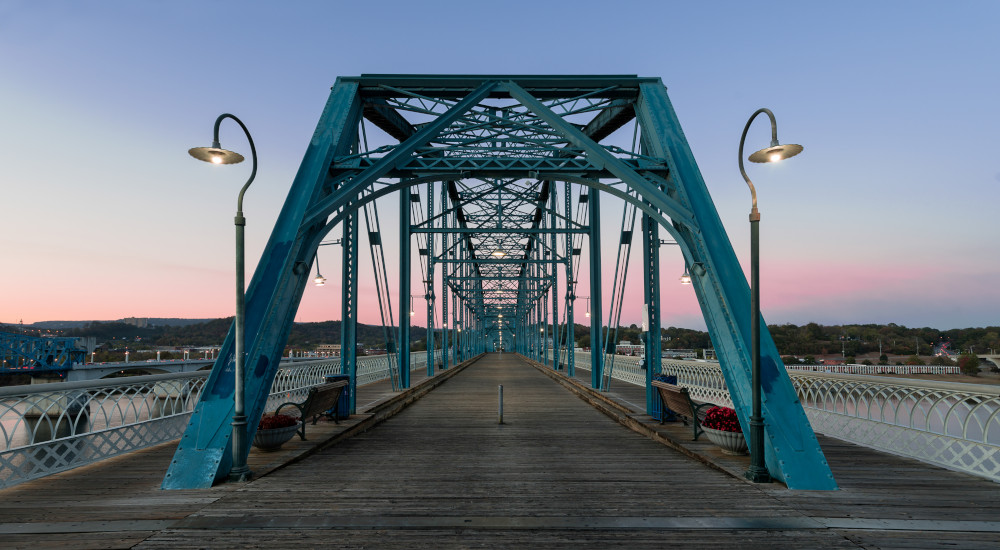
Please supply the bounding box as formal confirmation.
[738,108,778,218]
[211,113,258,214]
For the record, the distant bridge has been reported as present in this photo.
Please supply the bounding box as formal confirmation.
[979,354,1000,369]
[0,330,84,374]
[62,359,216,381]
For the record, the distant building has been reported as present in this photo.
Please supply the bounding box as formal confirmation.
[121,317,148,328]
[317,344,341,355]
[662,349,698,359]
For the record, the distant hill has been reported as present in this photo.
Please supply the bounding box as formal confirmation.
[13,318,216,330]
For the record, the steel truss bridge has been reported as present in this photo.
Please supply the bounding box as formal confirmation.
[164,75,836,490]
[0,330,84,374]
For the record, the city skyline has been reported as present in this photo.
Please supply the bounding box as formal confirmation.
[2,1,998,331]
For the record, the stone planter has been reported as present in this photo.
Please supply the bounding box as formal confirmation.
[252,424,299,452]
[702,427,748,455]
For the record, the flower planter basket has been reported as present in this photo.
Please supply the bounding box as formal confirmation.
[702,427,748,455]
[252,424,299,452]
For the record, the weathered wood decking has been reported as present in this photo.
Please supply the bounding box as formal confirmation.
[1,353,998,549]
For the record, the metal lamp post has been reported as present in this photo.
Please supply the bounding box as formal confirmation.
[188,113,257,482]
[738,108,802,484]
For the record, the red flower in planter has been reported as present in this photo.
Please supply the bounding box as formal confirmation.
[258,413,298,430]
[702,406,742,432]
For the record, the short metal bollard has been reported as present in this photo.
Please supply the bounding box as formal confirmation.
[498,384,504,424]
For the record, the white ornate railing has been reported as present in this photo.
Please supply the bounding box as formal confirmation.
[0,351,445,489]
[787,364,961,375]
[793,371,1000,481]
[558,352,1000,482]
[0,372,209,489]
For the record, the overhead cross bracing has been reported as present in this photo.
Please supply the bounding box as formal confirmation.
[163,75,837,491]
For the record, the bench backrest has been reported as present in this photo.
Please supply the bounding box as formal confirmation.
[300,380,348,416]
[652,380,702,419]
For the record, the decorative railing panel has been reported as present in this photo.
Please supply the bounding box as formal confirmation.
[0,372,208,489]
[558,351,1000,481]
[786,364,961,375]
[0,350,447,488]
[792,371,1000,481]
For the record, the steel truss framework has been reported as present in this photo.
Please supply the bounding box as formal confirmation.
[0,330,83,374]
[163,75,837,490]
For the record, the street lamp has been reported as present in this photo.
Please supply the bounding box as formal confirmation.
[313,254,326,286]
[679,267,692,285]
[739,108,802,484]
[188,113,257,482]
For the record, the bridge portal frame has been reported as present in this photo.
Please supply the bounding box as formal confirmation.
[162,75,836,491]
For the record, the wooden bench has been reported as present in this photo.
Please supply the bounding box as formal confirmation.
[274,380,349,441]
[651,380,713,441]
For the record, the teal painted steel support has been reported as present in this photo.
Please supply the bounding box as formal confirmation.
[565,180,575,377]
[588,190,603,389]
[399,187,411,388]
[163,79,362,489]
[642,211,662,414]
[440,184,449,371]
[634,82,836,490]
[426,182,435,377]
[341,209,359,413]
[551,184,559,371]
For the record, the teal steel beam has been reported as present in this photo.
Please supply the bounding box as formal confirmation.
[303,80,501,229]
[634,81,836,490]
[341,208,358,413]
[399,187,411,389]
[426,182,436,377]
[551,184,559,371]
[441,184,449,371]
[501,81,695,229]
[163,79,363,489]
[410,227,588,234]
[564,181,576,376]
[588,191,604,389]
[641,211,662,414]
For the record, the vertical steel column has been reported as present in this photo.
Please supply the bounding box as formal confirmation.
[551,185,558,371]
[641,211,662,415]
[426,182,435,376]
[341,209,359,413]
[441,184,449,370]
[399,188,411,389]
[588,190,604,388]
[565,180,575,376]
[457,245,464,362]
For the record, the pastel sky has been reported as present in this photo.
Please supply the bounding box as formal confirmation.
[1,0,998,331]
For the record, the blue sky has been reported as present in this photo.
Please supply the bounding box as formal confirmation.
[1,0,998,330]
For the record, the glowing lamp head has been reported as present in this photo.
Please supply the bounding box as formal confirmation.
[314,275,326,287]
[585,311,591,318]
[188,144,245,165]
[409,310,415,317]
[491,250,506,257]
[679,273,692,285]
[748,142,803,164]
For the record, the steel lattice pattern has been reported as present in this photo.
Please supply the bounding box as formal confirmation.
[562,352,1000,481]
[0,354,442,488]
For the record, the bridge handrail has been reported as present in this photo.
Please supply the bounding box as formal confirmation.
[559,350,1000,481]
[785,364,962,375]
[0,349,448,488]
[0,371,207,399]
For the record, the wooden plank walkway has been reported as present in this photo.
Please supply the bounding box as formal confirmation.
[1,353,998,549]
